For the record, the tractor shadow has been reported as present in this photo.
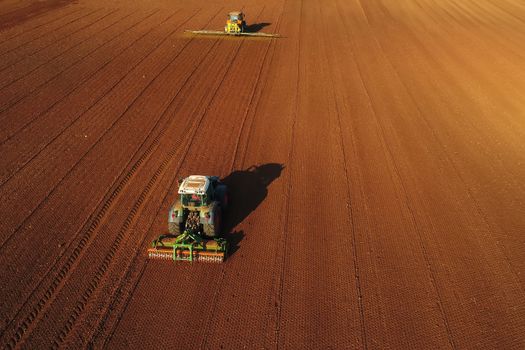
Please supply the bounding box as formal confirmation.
[245,22,271,33]
[222,163,284,256]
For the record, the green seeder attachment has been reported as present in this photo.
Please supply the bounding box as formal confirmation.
[148,230,228,263]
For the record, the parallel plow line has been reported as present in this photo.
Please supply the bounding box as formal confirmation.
[51,21,251,349]
[0,9,214,348]
[0,6,82,45]
[0,8,117,73]
[3,7,255,348]
[0,9,167,250]
[199,6,284,348]
[77,8,282,347]
[0,8,126,89]
[0,8,100,59]
[0,9,154,133]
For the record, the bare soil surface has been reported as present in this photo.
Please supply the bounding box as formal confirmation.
[1,0,524,348]
[0,0,73,31]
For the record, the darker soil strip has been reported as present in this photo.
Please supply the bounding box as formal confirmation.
[0,0,74,31]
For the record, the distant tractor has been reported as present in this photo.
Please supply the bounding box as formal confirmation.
[186,11,280,38]
[148,175,229,263]
[225,11,246,34]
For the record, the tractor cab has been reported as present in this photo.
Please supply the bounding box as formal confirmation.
[225,11,246,34]
[178,175,210,207]
[228,11,244,22]
[181,193,207,207]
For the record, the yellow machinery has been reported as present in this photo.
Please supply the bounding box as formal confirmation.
[186,11,280,38]
[225,11,246,34]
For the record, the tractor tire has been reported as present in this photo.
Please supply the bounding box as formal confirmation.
[203,207,222,237]
[168,222,182,235]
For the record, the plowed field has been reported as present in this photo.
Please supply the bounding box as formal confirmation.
[1,0,525,348]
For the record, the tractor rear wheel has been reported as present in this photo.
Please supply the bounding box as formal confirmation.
[203,207,222,237]
[169,222,182,235]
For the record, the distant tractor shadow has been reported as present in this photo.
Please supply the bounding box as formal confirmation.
[222,163,284,256]
[245,22,271,33]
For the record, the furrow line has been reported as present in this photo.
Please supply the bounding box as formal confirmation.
[200,6,284,348]
[0,1,78,33]
[0,10,212,348]
[0,8,118,74]
[353,1,457,347]
[0,7,101,58]
[0,13,223,330]
[52,139,193,349]
[0,8,127,89]
[0,6,83,51]
[83,20,275,349]
[372,1,525,291]
[487,0,525,26]
[233,7,283,170]
[325,2,368,346]
[0,9,171,250]
[275,1,302,347]
[0,10,162,183]
[51,29,243,349]
[0,10,145,118]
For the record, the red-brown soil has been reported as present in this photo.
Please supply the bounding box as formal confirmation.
[1,0,525,348]
[0,0,74,33]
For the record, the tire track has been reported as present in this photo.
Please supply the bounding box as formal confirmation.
[2,9,229,349]
[0,5,186,330]
[0,9,221,345]
[0,8,177,336]
[203,2,303,347]
[84,32,251,348]
[346,0,524,347]
[336,1,455,347]
[103,3,296,348]
[378,0,525,227]
[0,2,27,17]
[273,1,363,346]
[199,6,285,349]
[273,1,301,347]
[93,7,288,349]
[320,2,368,347]
[90,34,249,349]
[0,10,158,146]
[230,8,283,171]
[44,23,249,350]
[0,9,171,250]
[0,10,162,186]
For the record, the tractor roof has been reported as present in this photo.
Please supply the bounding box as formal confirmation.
[228,11,243,17]
[178,175,210,195]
